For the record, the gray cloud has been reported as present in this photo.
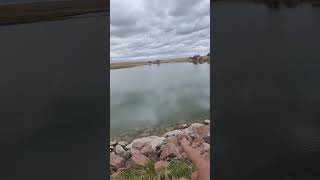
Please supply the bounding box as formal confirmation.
[169,0,200,17]
[111,0,210,61]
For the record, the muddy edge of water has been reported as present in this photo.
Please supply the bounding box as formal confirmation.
[110,117,210,143]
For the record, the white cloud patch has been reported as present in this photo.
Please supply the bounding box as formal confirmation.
[111,0,210,61]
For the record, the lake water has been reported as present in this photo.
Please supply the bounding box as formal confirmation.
[0,13,108,179]
[110,62,210,135]
[214,1,320,179]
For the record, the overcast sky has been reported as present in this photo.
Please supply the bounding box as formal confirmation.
[110,0,210,61]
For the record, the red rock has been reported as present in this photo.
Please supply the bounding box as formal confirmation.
[132,142,148,150]
[195,126,209,138]
[147,151,159,161]
[131,153,149,166]
[160,142,181,160]
[128,136,165,150]
[141,143,153,155]
[188,123,204,133]
[154,160,169,172]
[125,160,136,169]
[110,153,125,169]
[176,133,192,144]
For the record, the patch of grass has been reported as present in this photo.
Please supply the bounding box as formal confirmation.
[167,160,195,179]
[118,159,195,180]
[118,160,156,180]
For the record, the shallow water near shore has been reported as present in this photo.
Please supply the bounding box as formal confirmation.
[110,62,210,136]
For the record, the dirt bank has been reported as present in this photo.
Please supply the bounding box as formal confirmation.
[0,0,108,26]
[110,56,209,70]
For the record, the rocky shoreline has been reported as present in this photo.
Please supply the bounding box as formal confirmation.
[110,118,209,143]
[110,119,210,179]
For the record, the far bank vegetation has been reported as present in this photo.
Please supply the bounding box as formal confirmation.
[110,53,210,70]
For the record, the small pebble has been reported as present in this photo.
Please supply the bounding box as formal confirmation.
[118,141,128,147]
[110,141,117,146]
[178,124,188,129]
[115,145,126,157]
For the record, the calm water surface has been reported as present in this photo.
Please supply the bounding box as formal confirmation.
[0,13,108,179]
[214,2,320,179]
[110,62,210,135]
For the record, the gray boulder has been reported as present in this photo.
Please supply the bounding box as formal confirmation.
[164,130,184,138]
[115,144,126,157]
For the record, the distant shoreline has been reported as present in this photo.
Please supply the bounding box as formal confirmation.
[0,0,108,26]
[110,56,210,70]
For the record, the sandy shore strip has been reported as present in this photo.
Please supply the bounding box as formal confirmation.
[110,56,209,70]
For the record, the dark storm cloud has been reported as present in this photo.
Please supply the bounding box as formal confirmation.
[110,0,210,61]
